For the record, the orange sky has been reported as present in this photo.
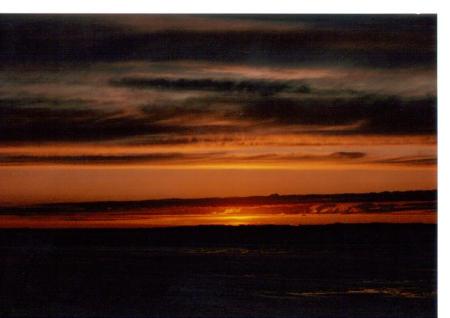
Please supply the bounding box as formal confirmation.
[0,15,436,226]
[0,212,437,228]
[0,166,436,204]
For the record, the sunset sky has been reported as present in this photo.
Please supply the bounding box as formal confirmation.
[0,15,437,224]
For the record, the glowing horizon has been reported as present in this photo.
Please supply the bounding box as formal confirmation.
[0,191,437,228]
[0,15,436,226]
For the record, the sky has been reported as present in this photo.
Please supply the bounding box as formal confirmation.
[0,14,437,206]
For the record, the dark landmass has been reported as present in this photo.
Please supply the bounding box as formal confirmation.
[0,224,436,318]
[0,189,437,215]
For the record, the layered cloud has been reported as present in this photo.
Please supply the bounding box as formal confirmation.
[0,15,437,172]
[0,15,436,67]
[0,92,437,142]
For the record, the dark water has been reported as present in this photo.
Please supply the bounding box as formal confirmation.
[0,224,436,318]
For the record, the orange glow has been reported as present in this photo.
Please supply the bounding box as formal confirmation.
[0,212,436,229]
[0,15,437,229]
[0,167,436,204]
[0,200,436,228]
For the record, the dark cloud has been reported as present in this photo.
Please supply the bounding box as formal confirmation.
[0,15,436,68]
[214,14,435,33]
[0,97,251,145]
[0,15,437,144]
[373,156,437,166]
[329,152,366,159]
[0,150,434,168]
[111,77,311,95]
[0,91,437,146]
[0,151,365,166]
[0,153,194,165]
[0,97,187,143]
[0,15,124,64]
[231,152,366,162]
[2,149,437,171]
[238,95,437,135]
